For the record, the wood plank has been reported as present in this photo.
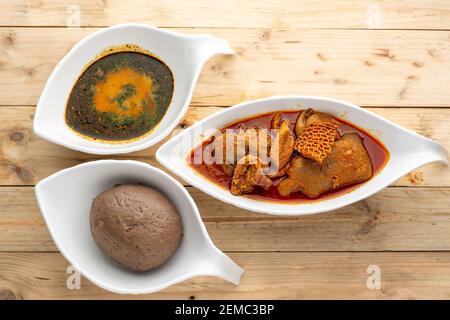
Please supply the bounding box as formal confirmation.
[1,28,450,107]
[1,1,450,29]
[1,251,450,299]
[1,106,448,186]
[2,186,450,252]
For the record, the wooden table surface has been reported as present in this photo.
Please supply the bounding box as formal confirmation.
[1,0,450,300]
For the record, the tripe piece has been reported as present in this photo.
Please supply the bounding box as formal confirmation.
[294,120,340,164]
[278,133,373,198]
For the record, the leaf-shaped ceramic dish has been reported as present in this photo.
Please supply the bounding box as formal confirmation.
[33,23,232,154]
[35,160,243,294]
[156,96,448,216]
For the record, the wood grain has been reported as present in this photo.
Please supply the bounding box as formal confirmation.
[2,186,450,252]
[1,28,450,107]
[1,106,448,186]
[1,1,450,29]
[2,251,450,299]
[1,1,449,301]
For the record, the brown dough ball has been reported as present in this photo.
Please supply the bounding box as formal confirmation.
[90,184,183,272]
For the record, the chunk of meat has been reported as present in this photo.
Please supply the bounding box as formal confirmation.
[268,120,295,174]
[221,163,236,176]
[294,108,314,137]
[271,112,282,129]
[231,155,273,195]
[306,112,337,126]
[267,162,290,179]
[294,120,340,164]
[278,133,373,198]
[244,128,271,163]
[212,128,271,176]
[294,108,338,137]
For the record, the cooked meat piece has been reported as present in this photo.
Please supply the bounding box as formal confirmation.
[271,112,282,129]
[294,108,338,137]
[278,133,373,198]
[269,120,295,175]
[231,155,273,195]
[222,163,236,176]
[266,162,290,179]
[294,108,314,137]
[213,128,271,177]
[325,133,372,188]
[294,120,340,164]
[244,128,271,164]
[306,112,336,126]
[277,156,330,198]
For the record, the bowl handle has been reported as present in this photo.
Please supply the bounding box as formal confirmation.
[199,247,244,285]
[429,140,448,165]
[188,34,234,66]
[397,136,448,180]
[415,138,448,167]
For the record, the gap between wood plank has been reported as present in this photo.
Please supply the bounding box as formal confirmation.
[4,250,450,254]
[3,105,450,109]
[2,25,450,32]
[1,185,448,189]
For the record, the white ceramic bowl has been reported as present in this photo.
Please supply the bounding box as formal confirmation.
[33,23,233,155]
[156,96,449,216]
[35,160,243,294]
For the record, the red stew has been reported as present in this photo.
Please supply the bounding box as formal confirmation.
[188,110,389,203]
